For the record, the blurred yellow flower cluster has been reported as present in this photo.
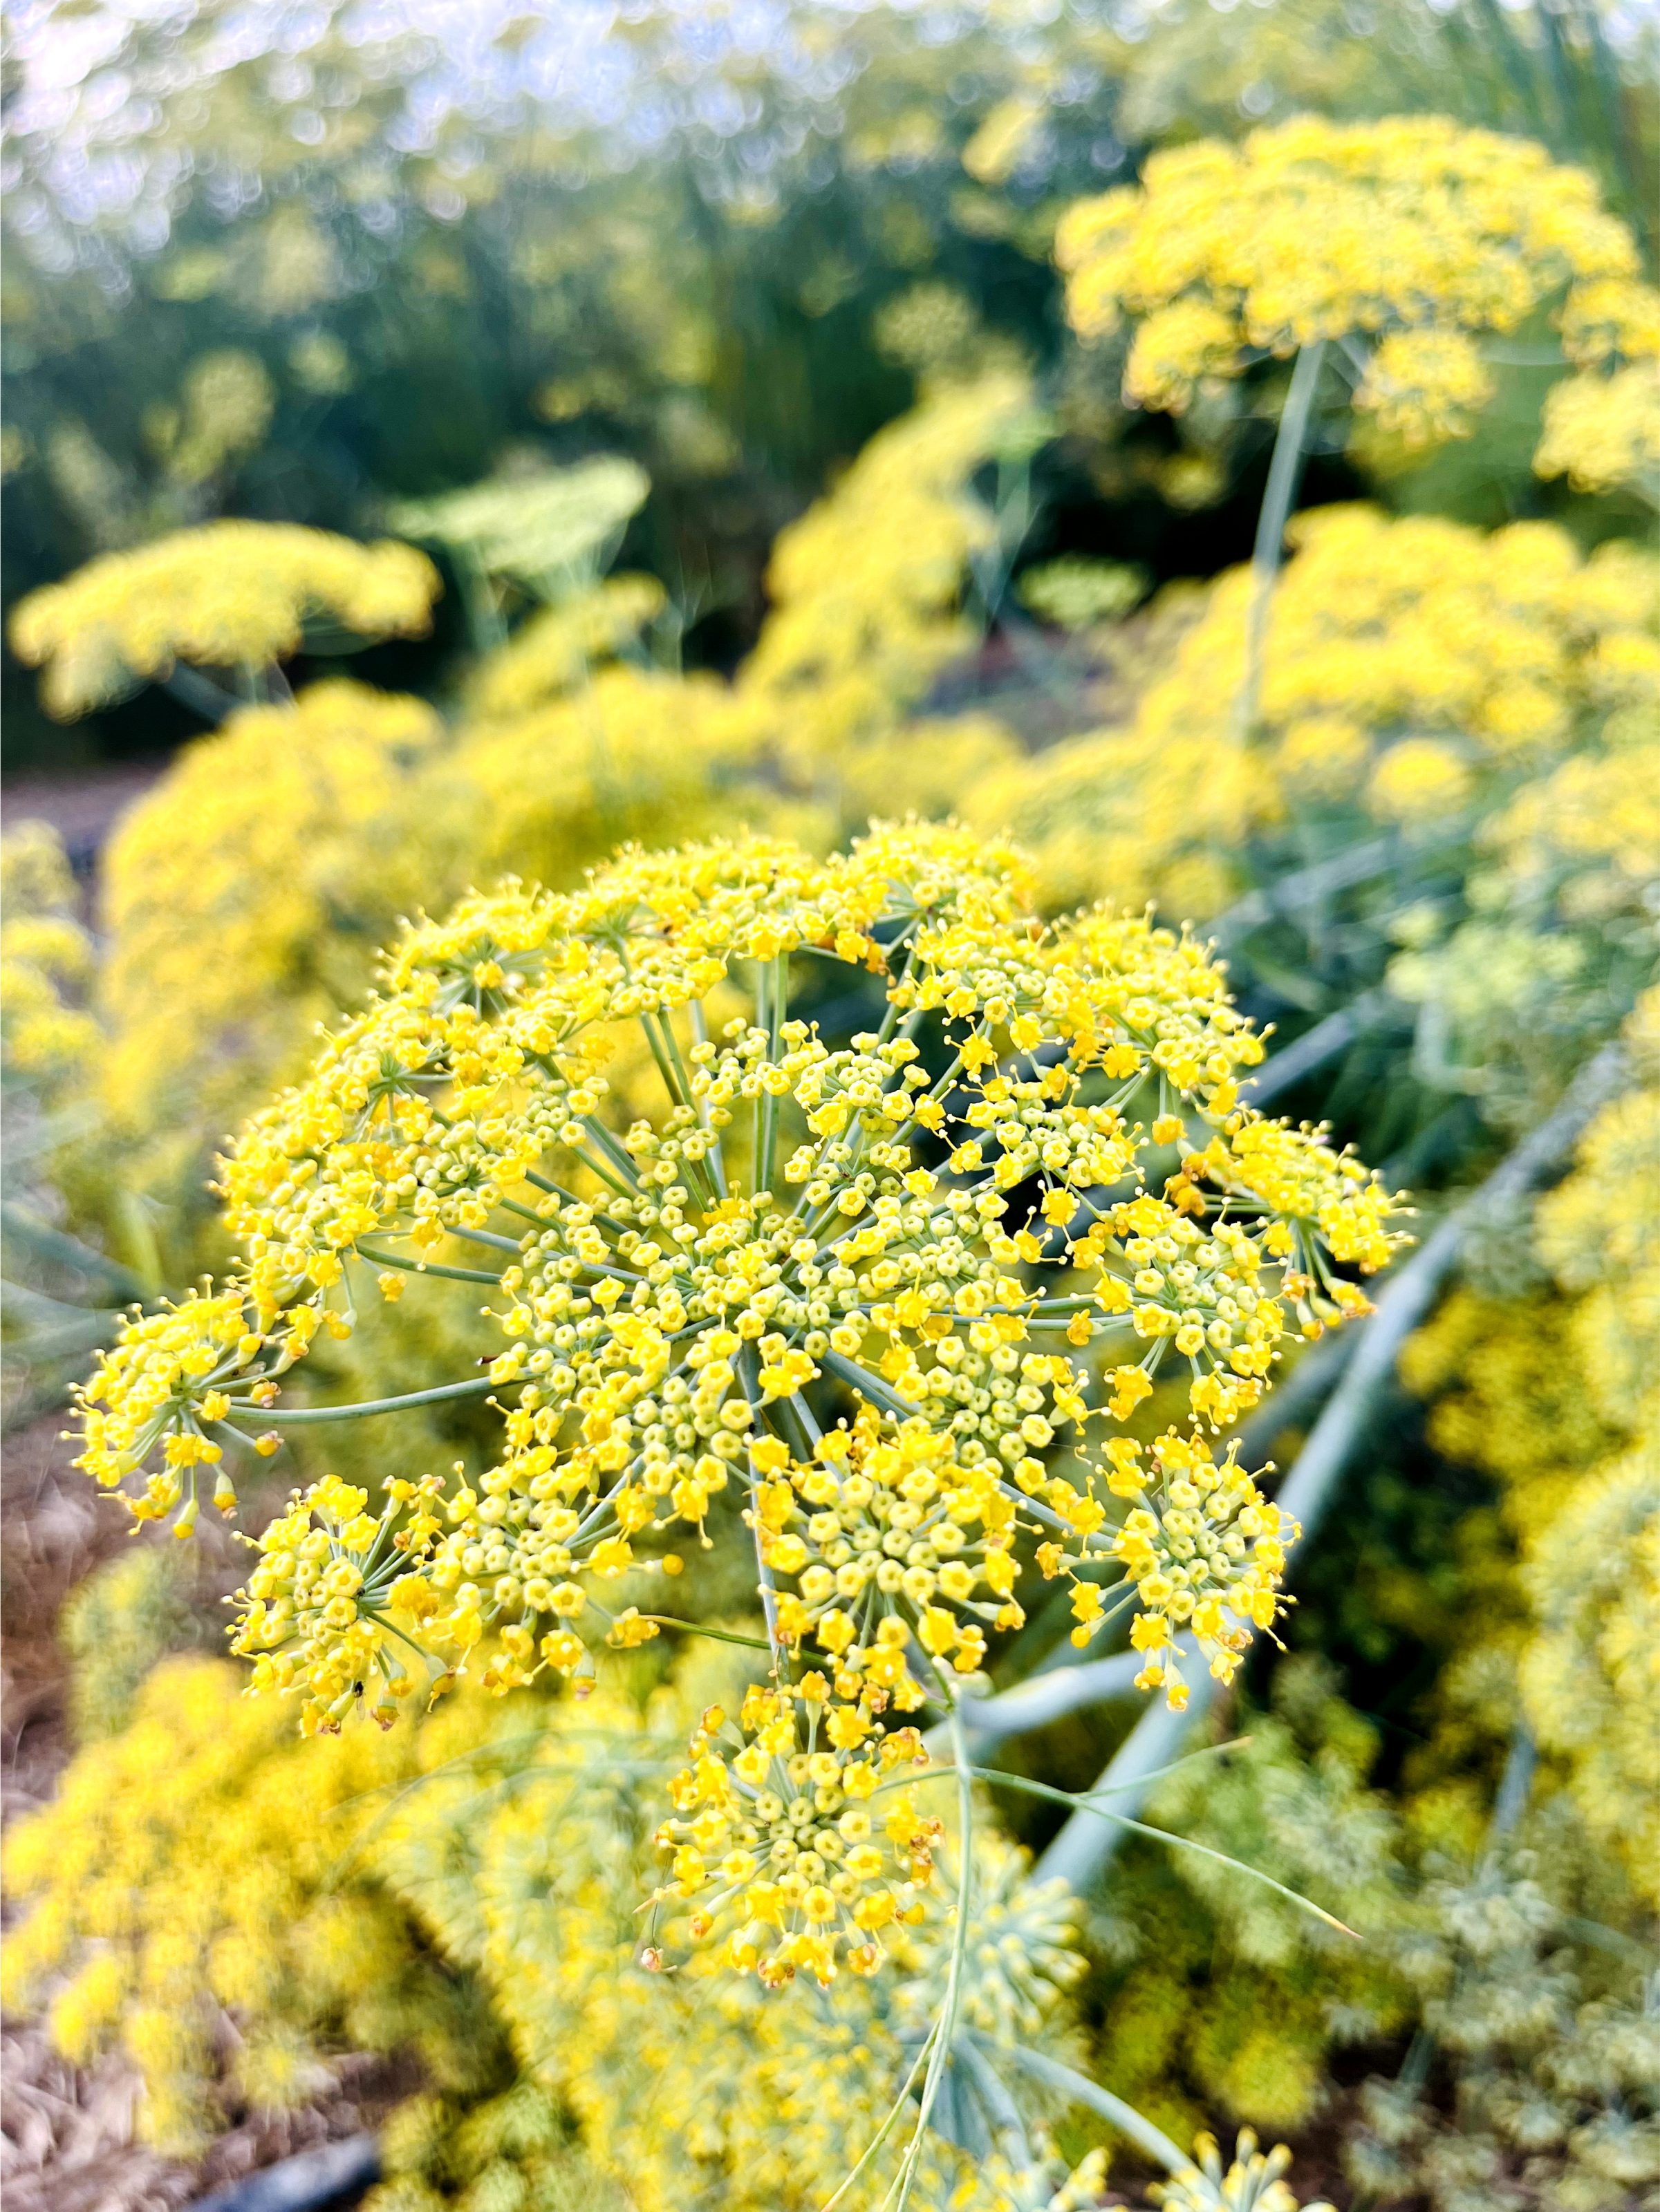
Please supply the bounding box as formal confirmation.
[9,521,439,717]
[1538,1004,1660,1437]
[0,821,100,1089]
[1520,1432,1659,1907]
[0,1656,498,2154]
[1403,989,1660,1911]
[1535,360,1660,503]
[969,505,1660,917]
[1487,727,1660,925]
[463,572,667,720]
[32,377,1029,1240]
[2,1640,1123,2210]
[736,372,1035,807]
[99,679,445,1178]
[1523,998,1660,1906]
[426,657,752,894]
[1056,115,1656,445]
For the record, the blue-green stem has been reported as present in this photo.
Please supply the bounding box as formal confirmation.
[1233,339,1327,743]
[447,1224,525,1256]
[456,544,507,655]
[986,1765,1356,1936]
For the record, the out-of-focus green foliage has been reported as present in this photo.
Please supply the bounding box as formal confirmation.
[1084,1659,1410,2142]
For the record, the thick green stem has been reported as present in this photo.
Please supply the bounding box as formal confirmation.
[456,545,507,654]
[1233,339,1327,742]
[640,1010,691,1113]
[739,1347,784,1667]
[0,1203,148,1300]
[161,664,240,723]
[641,1008,717,1206]
[581,1117,644,1191]
[685,998,730,1199]
[447,1225,524,1256]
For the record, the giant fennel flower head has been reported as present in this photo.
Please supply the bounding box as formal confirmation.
[71,822,1404,1989]
[1055,115,1658,448]
[9,521,440,717]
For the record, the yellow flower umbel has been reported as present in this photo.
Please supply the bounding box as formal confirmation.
[73,821,1403,1976]
[757,1408,1023,1679]
[1534,274,1660,504]
[733,374,1033,812]
[1103,1430,1299,1709]
[1056,114,1654,448]
[10,520,439,717]
[969,506,1660,917]
[653,1684,938,1987]
[71,1278,323,1534]
[1535,360,1660,505]
[98,679,445,1164]
[0,821,101,1092]
[235,1474,449,1733]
